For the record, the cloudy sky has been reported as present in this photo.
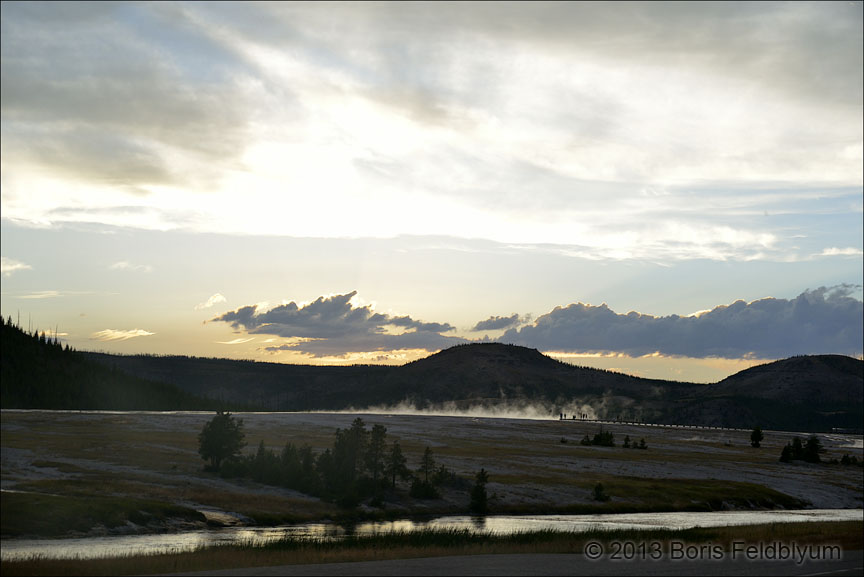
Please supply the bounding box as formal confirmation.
[2,1,862,383]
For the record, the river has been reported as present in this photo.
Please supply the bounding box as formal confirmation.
[2,509,861,561]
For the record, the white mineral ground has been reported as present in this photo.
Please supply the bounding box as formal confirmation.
[1,410,862,536]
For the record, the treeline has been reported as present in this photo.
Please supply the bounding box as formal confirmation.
[0,316,221,410]
[778,435,861,466]
[573,428,648,449]
[219,417,470,508]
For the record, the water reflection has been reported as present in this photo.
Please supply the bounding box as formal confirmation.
[2,509,860,561]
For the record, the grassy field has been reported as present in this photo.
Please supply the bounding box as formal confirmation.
[1,410,861,538]
[2,521,861,576]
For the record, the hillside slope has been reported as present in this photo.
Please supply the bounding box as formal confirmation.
[675,355,864,431]
[79,342,863,432]
[0,318,220,410]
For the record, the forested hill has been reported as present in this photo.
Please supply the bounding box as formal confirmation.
[0,317,222,410]
[81,343,701,417]
[4,315,860,432]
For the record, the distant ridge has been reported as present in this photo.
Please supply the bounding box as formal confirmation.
[68,341,863,432]
[0,316,221,410]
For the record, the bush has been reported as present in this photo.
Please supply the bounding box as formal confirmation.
[409,478,440,499]
[581,428,615,447]
[592,482,610,502]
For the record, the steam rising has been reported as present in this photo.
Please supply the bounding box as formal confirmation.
[328,399,601,421]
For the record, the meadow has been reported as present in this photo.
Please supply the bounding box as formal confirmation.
[2,410,862,573]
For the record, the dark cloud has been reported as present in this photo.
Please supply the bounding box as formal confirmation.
[212,291,464,356]
[472,314,522,332]
[500,286,864,359]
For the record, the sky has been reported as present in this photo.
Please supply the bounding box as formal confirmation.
[1,1,862,384]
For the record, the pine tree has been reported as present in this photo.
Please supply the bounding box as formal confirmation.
[198,411,246,471]
[469,468,490,514]
[385,440,410,489]
[750,426,764,448]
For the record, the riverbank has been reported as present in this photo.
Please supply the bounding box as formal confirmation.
[2,410,862,541]
[2,521,862,576]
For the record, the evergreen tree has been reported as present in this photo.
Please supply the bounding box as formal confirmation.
[333,418,368,490]
[750,426,764,448]
[802,435,823,463]
[365,424,388,486]
[469,468,490,514]
[384,440,410,489]
[420,446,435,484]
[410,446,440,499]
[791,437,804,459]
[198,411,246,471]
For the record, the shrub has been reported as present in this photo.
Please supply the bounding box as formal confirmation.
[592,482,610,502]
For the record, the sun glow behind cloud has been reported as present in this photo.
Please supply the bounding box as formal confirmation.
[1,2,860,263]
[1,2,861,383]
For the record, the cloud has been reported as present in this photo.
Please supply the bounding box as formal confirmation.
[500,286,864,359]
[472,314,523,332]
[819,247,864,257]
[91,328,155,341]
[1,257,32,276]
[217,337,254,345]
[1,1,860,265]
[17,291,61,300]
[211,291,465,356]
[109,260,153,272]
[195,293,227,310]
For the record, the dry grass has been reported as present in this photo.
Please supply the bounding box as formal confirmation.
[2,411,861,540]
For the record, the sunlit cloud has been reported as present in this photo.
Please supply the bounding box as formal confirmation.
[1,257,32,277]
[109,260,153,273]
[1,2,860,262]
[91,328,155,341]
[195,293,227,311]
[819,247,864,257]
[17,291,61,300]
[212,291,464,356]
[217,337,255,345]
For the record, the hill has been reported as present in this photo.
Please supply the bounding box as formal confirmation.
[5,318,860,432]
[82,343,704,423]
[0,317,222,410]
[79,342,863,432]
[676,355,864,431]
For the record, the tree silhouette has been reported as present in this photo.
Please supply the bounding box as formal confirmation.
[469,468,490,514]
[420,446,435,484]
[365,424,388,486]
[802,435,823,463]
[410,446,440,499]
[384,440,410,489]
[198,410,246,471]
[750,426,764,448]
